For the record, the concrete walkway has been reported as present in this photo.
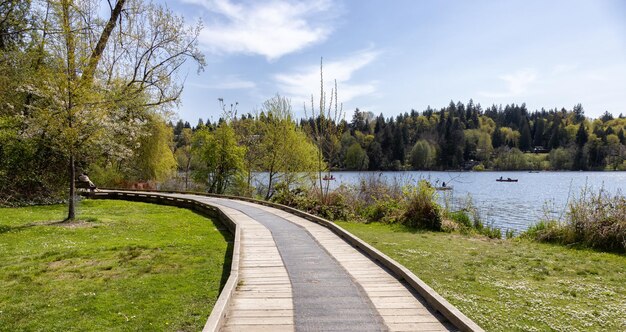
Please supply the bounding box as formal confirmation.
[169,194,454,332]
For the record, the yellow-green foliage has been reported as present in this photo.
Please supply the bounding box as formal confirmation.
[499,127,520,147]
[549,147,574,170]
[479,116,496,134]
[255,95,319,197]
[464,129,493,161]
[192,123,246,194]
[409,139,437,169]
[134,116,177,181]
[492,148,529,170]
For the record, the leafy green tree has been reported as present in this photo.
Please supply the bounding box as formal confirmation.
[367,141,384,171]
[391,124,405,164]
[174,128,193,190]
[492,124,504,149]
[549,147,574,170]
[464,129,493,161]
[573,123,588,170]
[5,0,204,219]
[519,118,532,151]
[132,116,177,182]
[192,123,245,194]
[493,148,529,170]
[344,143,369,170]
[584,134,605,169]
[605,134,624,170]
[258,95,318,199]
[409,140,436,169]
[232,114,261,196]
[572,103,585,124]
[532,118,545,147]
[548,117,565,149]
[499,127,520,148]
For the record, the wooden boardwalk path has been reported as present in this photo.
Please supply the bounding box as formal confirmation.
[95,190,482,332]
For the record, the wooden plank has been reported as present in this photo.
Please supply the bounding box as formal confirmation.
[227,309,293,318]
[222,325,294,332]
[224,316,293,325]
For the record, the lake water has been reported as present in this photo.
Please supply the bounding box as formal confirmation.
[320,171,625,233]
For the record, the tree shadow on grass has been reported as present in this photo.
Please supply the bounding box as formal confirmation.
[189,210,234,292]
[0,218,98,234]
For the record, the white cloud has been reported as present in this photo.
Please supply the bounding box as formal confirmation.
[189,76,256,89]
[274,50,380,109]
[552,64,578,75]
[480,69,538,98]
[182,0,336,60]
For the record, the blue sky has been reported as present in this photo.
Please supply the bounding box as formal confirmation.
[165,0,626,123]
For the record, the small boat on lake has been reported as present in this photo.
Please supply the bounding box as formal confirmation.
[496,177,518,182]
[436,186,453,191]
[322,175,336,181]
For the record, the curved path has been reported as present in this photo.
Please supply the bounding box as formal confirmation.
[96,191,475,331]
[211,198,387,331]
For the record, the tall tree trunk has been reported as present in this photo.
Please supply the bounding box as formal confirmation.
[62,0,76,221]
[265,170,274,200]
[67,154,76,220]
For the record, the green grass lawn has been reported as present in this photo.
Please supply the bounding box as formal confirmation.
[337,221,626,332]
[0,199,232,331]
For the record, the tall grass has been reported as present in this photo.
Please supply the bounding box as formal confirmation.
[523,187,626,253]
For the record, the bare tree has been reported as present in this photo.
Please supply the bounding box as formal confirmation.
[304,58,345,203]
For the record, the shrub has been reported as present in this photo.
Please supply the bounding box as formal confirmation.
[472,164,485,171]
[449,211,472,228]
[402,180,442,230]
[479,225,503,239]
[89,164,126,187]
[523,188,626,253]
[568,188,626,252]
[271,183,351,221]
[522,220,574,243]
[360,195,401,223]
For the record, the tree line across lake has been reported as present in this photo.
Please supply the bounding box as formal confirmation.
[172,99,626,177]
[1,1,625,207]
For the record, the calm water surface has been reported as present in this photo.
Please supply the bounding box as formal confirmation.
[324,171,626,232]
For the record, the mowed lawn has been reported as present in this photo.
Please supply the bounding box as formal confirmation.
[0,200,232,331]
[337,221,626,332]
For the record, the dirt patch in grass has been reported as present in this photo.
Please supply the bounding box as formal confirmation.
[50,220,99,228]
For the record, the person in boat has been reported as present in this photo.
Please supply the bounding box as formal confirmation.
[499,176,503,180]
[507,177,512,181]
[442,182,446,187]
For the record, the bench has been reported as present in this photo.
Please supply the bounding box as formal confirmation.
[75,181,96,195]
